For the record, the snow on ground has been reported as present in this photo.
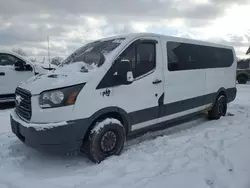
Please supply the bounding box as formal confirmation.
[0,85,250,188]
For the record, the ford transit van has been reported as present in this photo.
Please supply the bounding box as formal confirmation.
[10,33,237,163]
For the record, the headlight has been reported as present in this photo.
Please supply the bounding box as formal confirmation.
[39,83,85,109]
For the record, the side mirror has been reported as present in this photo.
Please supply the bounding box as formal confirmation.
[14,61,24,71]
[116,59,134,85]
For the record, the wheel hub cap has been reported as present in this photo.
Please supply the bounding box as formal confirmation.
[218,103,224,114]
[100,131,117,153]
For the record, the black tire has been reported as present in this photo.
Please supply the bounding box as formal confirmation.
[83,118,126,163]
[208,95,227,120]
[237,75,248,84]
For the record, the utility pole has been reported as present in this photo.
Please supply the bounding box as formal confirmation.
[246,46,250,55]
[47,36,51,68]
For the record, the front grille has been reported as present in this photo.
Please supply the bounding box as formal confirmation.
[15,87,32,121]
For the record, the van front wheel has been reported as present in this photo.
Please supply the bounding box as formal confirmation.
[208,95,227,120]
[83,118,126,163]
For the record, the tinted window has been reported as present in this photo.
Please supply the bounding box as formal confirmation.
[118,43,136,70]
[0,54,18,66]
[119,42,156,78]
[167,42,234,71]
[96,40,157,89]
[135,43,156,77]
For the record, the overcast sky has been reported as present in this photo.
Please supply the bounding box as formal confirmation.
[0,0,249,60]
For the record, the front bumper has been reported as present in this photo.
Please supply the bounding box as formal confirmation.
[10,110,90,154]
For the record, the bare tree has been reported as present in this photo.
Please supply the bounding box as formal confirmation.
[29,58,37,63]
[12,48,27,57]
[238,58,250,69]
[51,56,63,66]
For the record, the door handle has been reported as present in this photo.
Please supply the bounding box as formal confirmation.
[0,72,5,76]
[152,79,162,84]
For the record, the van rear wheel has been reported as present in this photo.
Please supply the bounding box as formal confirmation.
[82,118,126,163]
[208,95,227,120]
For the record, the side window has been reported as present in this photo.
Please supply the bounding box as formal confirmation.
[118,43,136,70]
[0,54,25,66]
[96,40,157,89]
[167,42,198,71]
[135,43,156,78]
[0,54,17,66]
[167,41,234,71]
[119,41,156,78]
[167,42,180,71]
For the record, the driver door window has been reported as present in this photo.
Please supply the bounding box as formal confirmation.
[96,40,157,89]
[135,43,156,78]
[119,41,156,78]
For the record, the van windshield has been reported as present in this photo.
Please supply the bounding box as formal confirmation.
[62,38,125,69]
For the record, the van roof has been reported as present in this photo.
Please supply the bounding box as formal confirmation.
[99,32,234,50]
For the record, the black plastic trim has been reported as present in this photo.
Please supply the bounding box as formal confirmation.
[83,107,132,133]
[226,87,237,103]
[129,87,237,126]
[129,111,205,138]
[11,115,88,154]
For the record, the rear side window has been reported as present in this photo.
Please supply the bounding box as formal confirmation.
[167,42,234,71]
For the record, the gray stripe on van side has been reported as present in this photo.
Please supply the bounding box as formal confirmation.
[129,87,237,127]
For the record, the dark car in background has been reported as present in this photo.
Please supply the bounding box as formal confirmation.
[237,59,250,84]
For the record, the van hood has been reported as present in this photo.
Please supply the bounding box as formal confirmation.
[19,62,95,95]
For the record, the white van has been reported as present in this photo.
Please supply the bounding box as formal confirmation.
[10,33,237,163]
[0,50,55,103]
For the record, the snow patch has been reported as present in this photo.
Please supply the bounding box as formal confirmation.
[91,118,122,134]
[0,65,14,69]
[55,61,97,74]
[10,110,68,131]
[0,85,250,188]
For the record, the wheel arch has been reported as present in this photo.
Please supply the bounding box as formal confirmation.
[212,88,228,106]
[83,107,131,141]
